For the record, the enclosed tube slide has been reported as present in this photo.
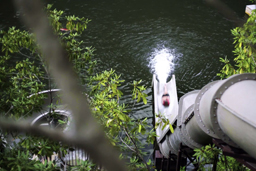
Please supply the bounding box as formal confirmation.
[153,73,256,160]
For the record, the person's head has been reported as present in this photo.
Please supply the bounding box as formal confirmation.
[163,99,170,107]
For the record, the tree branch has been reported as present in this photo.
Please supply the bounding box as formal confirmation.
[10,0,128,170]
[123,127,150,171]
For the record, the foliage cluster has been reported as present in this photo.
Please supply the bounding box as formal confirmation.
[0,142,59,171]
[155,113,174,134]
[218,10,256,78]
[192,144,249,171]
[0,4,155,171]
[194,8,256,171]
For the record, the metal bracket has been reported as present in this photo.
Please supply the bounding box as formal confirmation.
[184,112,194,125]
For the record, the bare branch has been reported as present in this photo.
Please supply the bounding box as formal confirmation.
[4,106,13,116]
[119,135,136,153]
[0,118,112,159]
[19,50,34,59]
[11,0,128,170]
[123,128,151,171]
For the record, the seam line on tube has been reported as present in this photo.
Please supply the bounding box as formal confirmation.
[215,99,256,129]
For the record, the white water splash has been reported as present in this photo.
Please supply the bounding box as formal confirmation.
[148,48,175,83]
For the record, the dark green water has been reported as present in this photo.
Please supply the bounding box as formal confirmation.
[40,0,246,119]
[0,0,248,160]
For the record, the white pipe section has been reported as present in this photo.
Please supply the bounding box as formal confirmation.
[216,80,256,159]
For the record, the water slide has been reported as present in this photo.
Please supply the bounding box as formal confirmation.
[152,73,256,170]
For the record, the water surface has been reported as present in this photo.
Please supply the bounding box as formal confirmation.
[0,0,247,161]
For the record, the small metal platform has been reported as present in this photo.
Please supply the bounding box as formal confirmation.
[245,5,256,15]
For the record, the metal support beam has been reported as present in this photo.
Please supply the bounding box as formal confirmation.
[213,138,256,171]
[167,151,171,171]
[212,152,218,171]
[176,143,182,171]
[161,156,164,171]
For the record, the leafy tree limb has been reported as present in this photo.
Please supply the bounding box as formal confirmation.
[0,0,130,171]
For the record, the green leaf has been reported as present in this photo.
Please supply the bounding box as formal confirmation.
[138,124,142,133]
[169,124,174,133]
[58,119,66,124]
[239,68,243,74]
[137,93,141,102]
[118,113,126,121]
[142,96,147,105]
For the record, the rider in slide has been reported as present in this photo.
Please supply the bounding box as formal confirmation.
[162,84,170,107]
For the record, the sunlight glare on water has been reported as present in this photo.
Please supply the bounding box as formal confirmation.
[148,48,176,83]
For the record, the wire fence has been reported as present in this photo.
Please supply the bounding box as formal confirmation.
[58,147,102,171]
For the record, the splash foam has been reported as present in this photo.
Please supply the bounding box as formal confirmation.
[148,48,175,83]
